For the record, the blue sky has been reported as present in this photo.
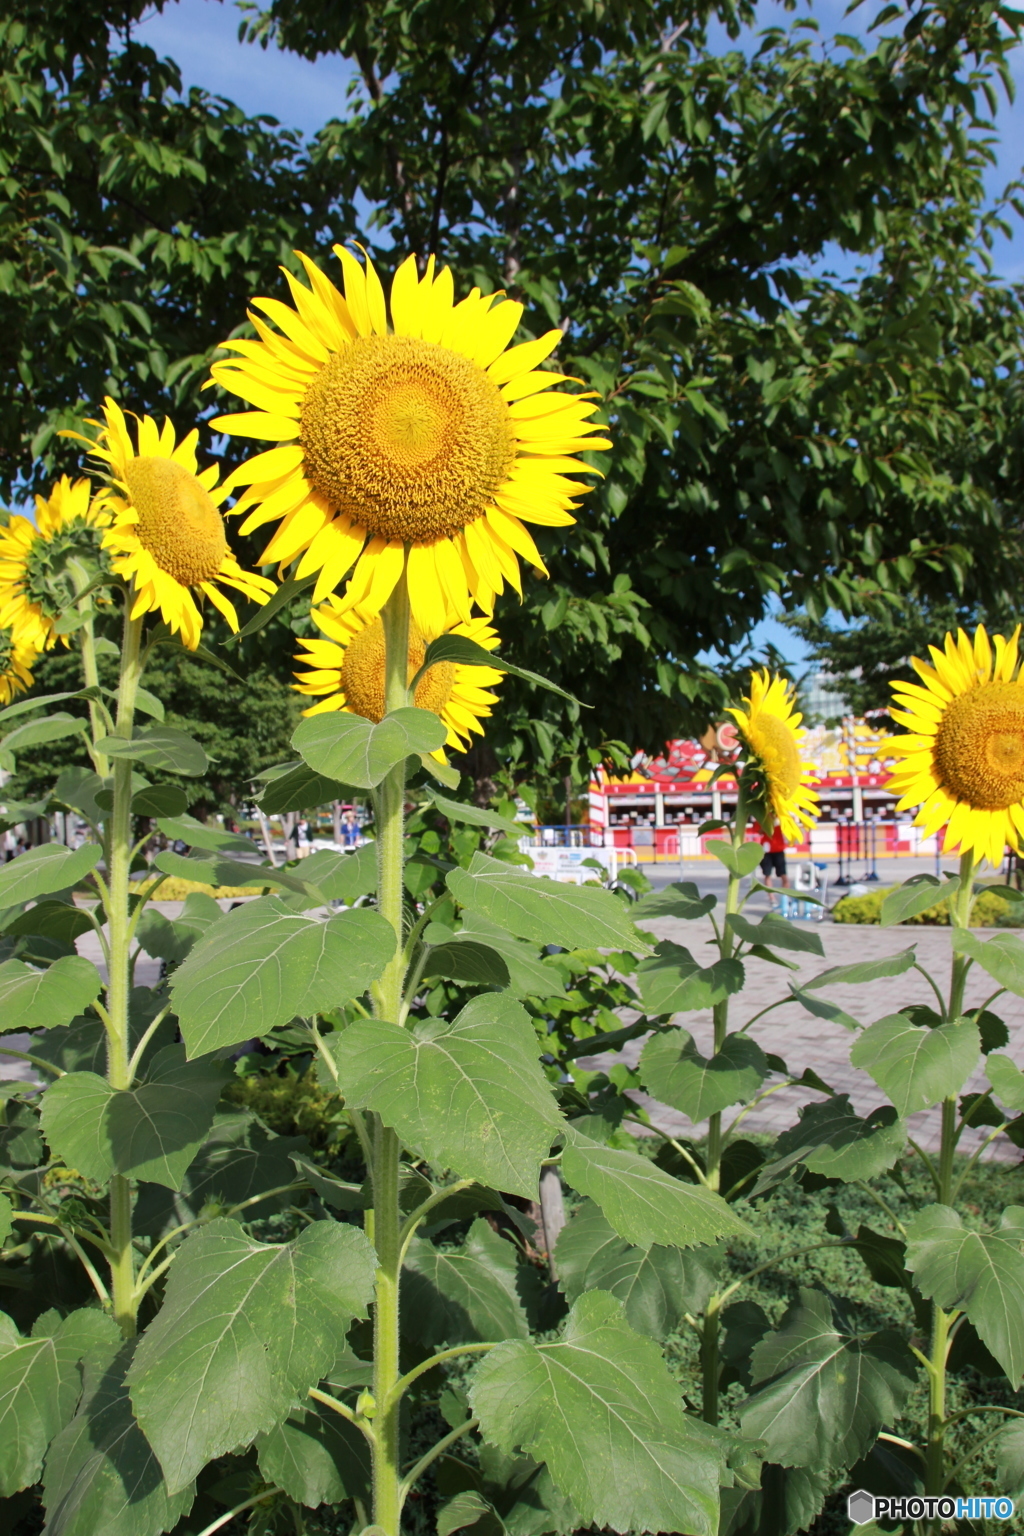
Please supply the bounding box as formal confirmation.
[135,0,1024,668]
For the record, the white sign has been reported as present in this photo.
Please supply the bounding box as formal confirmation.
[519,843,619,883]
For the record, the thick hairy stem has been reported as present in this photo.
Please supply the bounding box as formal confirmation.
[370,563,411,1536]
[106,605,144,1337]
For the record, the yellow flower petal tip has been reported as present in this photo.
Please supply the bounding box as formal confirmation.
[888,624,1024,866]
[210,248,609,630]
[728,670,821,844]
[0,628,40,706]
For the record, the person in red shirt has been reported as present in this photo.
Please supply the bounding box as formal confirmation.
[758,822,789,891]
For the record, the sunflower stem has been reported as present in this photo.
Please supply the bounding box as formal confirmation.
[369,560,412,1536]
[105,599,145,1337]
[69,556,110,777]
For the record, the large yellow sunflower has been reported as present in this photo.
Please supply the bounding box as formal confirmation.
[74,398,276,649]
[0,476,110,650]
[0,628,38,707]
[728,670,820,842]
[208,247,610,637]
[294,600,503,753]
[888,625,1024,866]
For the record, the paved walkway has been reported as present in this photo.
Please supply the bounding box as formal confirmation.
[579,913,1024,1161]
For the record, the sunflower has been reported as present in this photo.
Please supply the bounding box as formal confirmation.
[0,628,38,707]
[888,625,1024,866]
[294,599,503,753]
[72,398,277,649]
[728,670,820,842]
[208,247,610,637]
[0,476,111,650]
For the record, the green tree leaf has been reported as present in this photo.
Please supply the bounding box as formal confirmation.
[905,1205,1024,1385]
[403,1220,531,1345]
[96,726,209,777]
[332,994,563,1199]
[562,1132,749,1248]
[171,898,394,1055]
[0,956,101,1035]
[725,913,825,957]
[952,930,1024,997]
[40,1047,231,1189]
[636,941,744,1016]
[850,1015,981,1117]
[0,1307,120,1496]
[447,853,650,954]
[639,1029,769,1121]
[41,1341,195,1536]
[293,707,446,789]
[0,844,101,907]
[554,1198,721,1339]
[126,1218,376,1494]
[740,1289,918,1472]
[470,1290,731,1536]
[754,1097,906,1195]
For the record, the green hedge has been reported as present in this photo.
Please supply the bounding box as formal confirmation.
[831,884,1013,925]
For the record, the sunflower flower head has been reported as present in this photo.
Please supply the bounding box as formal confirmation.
[728,670,820,842]
[888,624,1024,866]
[210,247,610,639]
[74,398,276,649]
[0,627,39,707]
[0,476,111,650]
[294,600,503,755]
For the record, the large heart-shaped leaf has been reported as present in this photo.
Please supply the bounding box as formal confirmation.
[633,881,716,923]
[96,726,208,777]
[403,1220,531,1345]
[740,1289,918,1472]
[636,941,743,1016]
[293,707,446,788]
[3,900,95,946]
[171,898,395,1055]
[905,1205,1024,1384]
[447,853,650,954]
[639,1029,769,1122]
[458,913,560,998]
[554,1199,721,1339]
[126,1218,377,1493]
[0,844,101,907]
[40,1047,231,1189]
[135,893,223,966]
[298,844,377,902]
[331,993,562,1199]
[470,1291,731,1536]
[0,955,101,1035]
[257,760,358,815]
[850,1015,981,1117]
[952,929,1024,997]
[754,1097,906,1195]
[987,1053,1024,1114]
[256,1398,369,1510]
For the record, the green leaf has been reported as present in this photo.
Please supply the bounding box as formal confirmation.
[426,791,526,839]
[155,815,258,856]
[801,948,917,990]
[880,877,959,927]
[42,1341,195,1536]
[257,761,357,815]
[639,1029,769,1122]
[0,956,102,1035]
[3,900,94,945]
[133,687,165,723]
[0,1307,120,1496]
[458,914,561,998]
[636,940,744,1016]
[987,1053,1024,1113]
[850,1015,981,1117]
[0,844,101,907]
[0,689,99,725]
[906,1205,1024,1383]
[788,985,860,1031]
[437,1491,505,1536]
[151,848,297,897]
[0,1193,11,1242]
[292,707,446,789]
[423,941,511,989]
[447,853,651,954]
[562,1132,749,1248]
[40,1047,232,1189]
[707,840,763,877]
[256,1397,369,1509]
[403,1220,530,1345]
[95,726,209,777]
[725,913,825,957]
[171,898,394,1055]
[130,784,189,817]
[993,1419,1024,1496]
[470,1290,731,1536]
[414,635,583,706]
[236,572,315,639]
[126,1218,377,1493]
[53,768,108,825]
[633,881,716,922]
[298,844,377,902]
[554,1199,721,1338]
[0,712,86,756]
[754,1097,906,1195]
[952,930,1024,997]
[331,993,563,1199]
[740,1289,917,1473]
[135,893,223,965]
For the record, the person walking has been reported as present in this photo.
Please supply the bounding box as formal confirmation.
[758,821,790,907]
